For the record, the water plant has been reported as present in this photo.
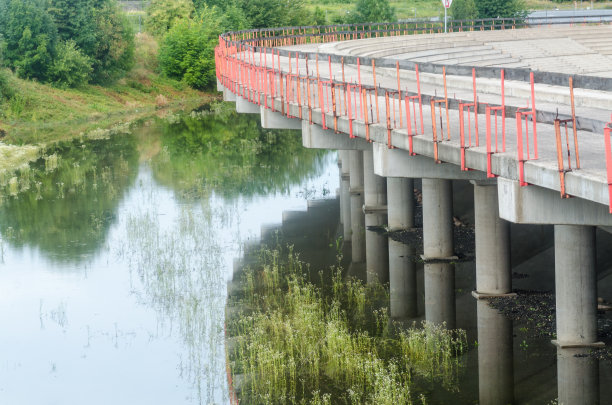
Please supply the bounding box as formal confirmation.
[227,246,468,404]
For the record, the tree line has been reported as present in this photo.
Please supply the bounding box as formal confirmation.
[0,0,134,88]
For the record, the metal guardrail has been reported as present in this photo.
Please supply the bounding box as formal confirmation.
[215,17,612,211]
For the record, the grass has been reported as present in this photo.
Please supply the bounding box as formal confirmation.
[227,246,467,404]
[304,0,612,21]
[0,32,217,148]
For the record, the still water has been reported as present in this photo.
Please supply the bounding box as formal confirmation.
[0,104,336,405]
[1,102,610,404]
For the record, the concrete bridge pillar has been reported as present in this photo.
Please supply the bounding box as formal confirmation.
[472,181,511,297]
[363,150,387,210]
[348,150,366,281]
[422,178,455,328]
[554,225,599,347]
[422,179,453,259]
[387,177,415,231]
[338,151,352,242]
[389,239,417,318]
[557,348,599,405]
[477,300,514,405]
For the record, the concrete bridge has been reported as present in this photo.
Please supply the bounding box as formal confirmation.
[216,18,612,404]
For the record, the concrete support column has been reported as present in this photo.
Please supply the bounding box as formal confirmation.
[389,239,417,318]
[424,262,456,329]
[349,151,366,281]
[554,225,598,346]
[366,213,389,284]
[422,179,455,328]
[339,151,352,241]
[557,348,599,405]
[477,300,514,405]
[363,149,387,209]
[387,177,415,231]
[422,179,453,258]
[473,181,511,297]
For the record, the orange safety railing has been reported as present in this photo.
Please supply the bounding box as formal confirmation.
[515,72,538,186]
[485,70,506,178]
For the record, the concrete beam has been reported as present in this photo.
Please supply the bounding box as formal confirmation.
[302,121,372,150]
[373,142,487,180]
[498,177,612,226]
[236,95,260,114]
[223,86,236,102]
[216,79,223,92]
[260,107,301,130]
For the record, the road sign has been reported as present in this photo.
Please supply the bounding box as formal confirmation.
[442,0,453,8]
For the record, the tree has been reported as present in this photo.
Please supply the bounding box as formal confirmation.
[48,0,97,56]
[159,7,220,90]
[145,0,194,37]
[351,0,395,23]
[237,0,285,29]
[48,40,93,87]
[313,7,326,26]
[451,0,478,20]
[90,1,135,83]
[3,0,58,81]
[475,0,526,19]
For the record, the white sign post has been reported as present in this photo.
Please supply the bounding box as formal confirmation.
[442,0,453,33]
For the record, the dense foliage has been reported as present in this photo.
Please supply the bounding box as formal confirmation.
[0,0,134,86]
[350,0,395,23]
[159,10,219,90]
[475,0,527,19]
[451,0,478,20]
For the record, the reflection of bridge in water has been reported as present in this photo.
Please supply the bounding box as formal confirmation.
[217,17,612,404]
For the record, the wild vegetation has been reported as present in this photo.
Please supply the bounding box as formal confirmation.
[227,245,467,404]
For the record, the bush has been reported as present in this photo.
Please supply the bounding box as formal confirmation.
[351,0,395,23]
[145,0,194,37]
[451,0,478,20]
[3,0,58,81]
[475,0,527,19]
[90,1,135,84]
[48,40,92,88]
[0,68,15,102]
[159,8,220,90]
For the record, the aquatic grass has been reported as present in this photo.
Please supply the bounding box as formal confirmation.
[228,247,468,404]
[399,322,467,390]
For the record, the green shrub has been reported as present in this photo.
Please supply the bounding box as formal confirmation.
[159,8,220,90]
[351,0,395,23]
[451,0,478,20]
[48,40,92,88]
[0,68,15,102]
[145,0,194,37]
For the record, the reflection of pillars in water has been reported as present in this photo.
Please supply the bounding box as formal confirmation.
[339,151,352,241]
[424,262,456,329]
[387,176,416,318]
[365,213,389,284]
[421,179,455,328]
[554,225,598,346]
[348,151,366,280]
[557,348,599,405]
[363,150,388,284]
[389,239,417,318]
[472,181,511,296]
[387,177,414,231]
[476,300,513,405]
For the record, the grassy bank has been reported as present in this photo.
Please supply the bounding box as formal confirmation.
[0,33,217,149]
[304,0,612,21]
